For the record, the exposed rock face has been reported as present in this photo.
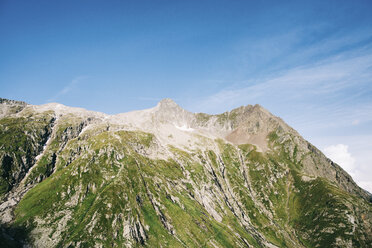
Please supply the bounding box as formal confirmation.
[0,98,27,118]
[0,98,371,248]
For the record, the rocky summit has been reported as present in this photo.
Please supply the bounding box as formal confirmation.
[0,97,371,248]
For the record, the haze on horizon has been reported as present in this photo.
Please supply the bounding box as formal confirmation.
[1,0,372,192]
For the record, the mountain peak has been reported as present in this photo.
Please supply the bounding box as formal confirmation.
[157,98,179,109]
[155,98,188,116]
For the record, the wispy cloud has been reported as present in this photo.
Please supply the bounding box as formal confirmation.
[234,25,372,77]
[47,76,88,102]
[197,53,370,105]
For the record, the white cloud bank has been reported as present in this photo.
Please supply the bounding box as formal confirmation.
[323,144,372,193]
[323,144,356,176]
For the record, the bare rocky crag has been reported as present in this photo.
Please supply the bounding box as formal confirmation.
[0,97,371,247]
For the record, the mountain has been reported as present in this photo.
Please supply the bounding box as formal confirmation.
[0,97,371,248]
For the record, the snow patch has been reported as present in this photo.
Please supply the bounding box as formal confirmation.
[175,124,194,132]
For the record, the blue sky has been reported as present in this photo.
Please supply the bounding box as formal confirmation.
[1,0,372,191]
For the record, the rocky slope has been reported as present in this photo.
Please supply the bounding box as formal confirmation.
[0,97,371,247]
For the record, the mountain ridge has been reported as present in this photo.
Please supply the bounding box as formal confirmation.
[1,97,370,201]
[0,97,371,247]
[1,97,370,200]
